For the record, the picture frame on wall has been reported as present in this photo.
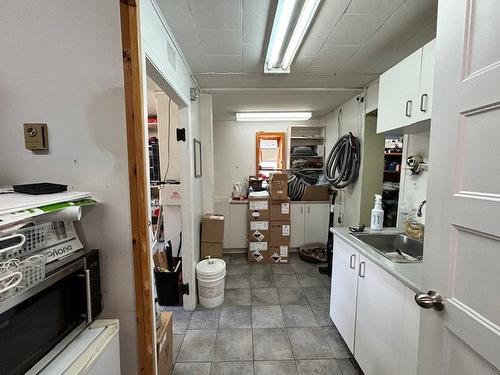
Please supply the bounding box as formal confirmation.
[194,138,202,178]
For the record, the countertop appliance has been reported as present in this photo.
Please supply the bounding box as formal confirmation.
[0,249,102,375]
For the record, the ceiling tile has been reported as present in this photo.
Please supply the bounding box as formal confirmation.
[346,0,405,15]
[312,0,351,31]
[199,29,242,55]
[243,0,272,13]
[157,0,190,14]
[178,42,209,73]
[205,55,243,72]
[243,12,268,45]
[297,26,330,57]
[161,10,200,44]
[242,44,263,66]
[380,0,437,35]
[291,56,314,74]
[309,45,358,68]
[325,13,388,46]
[189,0,242,30]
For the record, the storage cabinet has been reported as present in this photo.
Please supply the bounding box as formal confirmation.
[377,39,435,133]
[330,235,420,375]
[290,202,329,247]
[355,255,405,375]
[330,237,359,352]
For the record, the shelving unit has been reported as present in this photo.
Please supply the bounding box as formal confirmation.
[286,125,326,172]
[382,145,403,227]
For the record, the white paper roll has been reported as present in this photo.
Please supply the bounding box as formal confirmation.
[39,206,82,222]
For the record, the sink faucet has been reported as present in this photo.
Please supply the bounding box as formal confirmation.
[417,200,427,217]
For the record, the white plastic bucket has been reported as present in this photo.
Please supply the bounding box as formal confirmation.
[196,257,226,308]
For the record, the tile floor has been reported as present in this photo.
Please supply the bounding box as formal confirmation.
[166,253,361,375]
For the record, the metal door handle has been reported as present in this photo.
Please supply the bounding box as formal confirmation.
[415,290,444,311]
[420,94,428,112]
[405,100,412,117]
[349,254,356,269]
[358,261,366,278]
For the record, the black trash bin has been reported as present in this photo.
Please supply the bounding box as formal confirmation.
[154,257,183,306]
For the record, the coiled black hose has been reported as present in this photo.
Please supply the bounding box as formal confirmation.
[324,132,361,188]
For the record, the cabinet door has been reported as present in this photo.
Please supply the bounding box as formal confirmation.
[398,287,420,375]
[330,237,359,352]
[304,203,329,244]
[377,48,422,133]
[229,204,247,248]
[354,255,405,375]
[290,204,305,247]
[415,39,436,123]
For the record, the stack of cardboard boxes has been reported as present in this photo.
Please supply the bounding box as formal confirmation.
[268,173,290,263]
[200,214,225,259]
[247,193,270,263]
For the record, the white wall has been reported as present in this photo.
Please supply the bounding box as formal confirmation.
[201,94,215,213]
[321,96,366,227]
[399,131,430,224]
[0,1,138,372]
[213,120,320,199]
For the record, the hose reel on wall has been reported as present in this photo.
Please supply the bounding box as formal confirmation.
[324,132,361,189]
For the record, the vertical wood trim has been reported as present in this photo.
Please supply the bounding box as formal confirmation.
[119,1,155,374]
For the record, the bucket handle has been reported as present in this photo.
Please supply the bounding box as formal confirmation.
[205,256,215,264]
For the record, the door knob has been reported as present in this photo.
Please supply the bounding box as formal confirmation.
[415,290,444,311]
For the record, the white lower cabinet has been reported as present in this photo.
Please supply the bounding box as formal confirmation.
[330,237,359,352]
[290,202,329,247]
[355,255,405,375]
[330,235,420,375]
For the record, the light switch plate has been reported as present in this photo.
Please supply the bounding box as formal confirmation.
[24,123,48,150]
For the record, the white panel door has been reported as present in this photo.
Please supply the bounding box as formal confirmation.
[415,39,436,123]
[417,1,500,374]
[377,48,422,133]
[330,237,359,352]
[304,203,329,244]
[290,203,305,247]
[355,255,405,375]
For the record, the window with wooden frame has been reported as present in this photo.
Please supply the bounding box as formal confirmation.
[255,132,286,178]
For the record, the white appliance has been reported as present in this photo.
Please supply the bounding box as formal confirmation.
[37,320,120,375]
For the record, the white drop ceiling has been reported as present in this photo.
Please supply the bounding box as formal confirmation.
[156,0,437,120]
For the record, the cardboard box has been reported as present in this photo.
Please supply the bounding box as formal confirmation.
[301,185,329,201]
[248,229,270,242]
[248,207,269,221]
[201,242,223,259]
[269,243,289,263]
[201,214,225,243]
[269,173,288,201]
[247,248,270,263]
[270,221,291,243]
[270,200,290,221]
[156,311,173,375]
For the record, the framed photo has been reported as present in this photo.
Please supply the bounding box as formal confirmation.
[194,138,202,178]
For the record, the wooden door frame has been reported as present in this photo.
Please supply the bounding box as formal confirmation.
[120,1,155,374]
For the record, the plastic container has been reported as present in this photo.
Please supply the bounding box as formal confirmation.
[370,194,384,231]
[196,257,226,308]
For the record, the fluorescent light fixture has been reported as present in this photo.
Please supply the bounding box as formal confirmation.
[265,0,321,73]
[266,0,297,71]
[281,0,321,70]
[236,112,312,122]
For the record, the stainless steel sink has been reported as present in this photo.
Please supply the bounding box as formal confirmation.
[350,233,423,263]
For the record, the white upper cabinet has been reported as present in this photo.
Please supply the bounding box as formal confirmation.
[377,39,436,133]
[414,39,436,123]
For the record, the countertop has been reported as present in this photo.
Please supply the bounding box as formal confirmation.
[330,227,423,292]
[229,198,329,204]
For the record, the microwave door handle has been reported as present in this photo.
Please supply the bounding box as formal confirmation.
[85,269,92,324]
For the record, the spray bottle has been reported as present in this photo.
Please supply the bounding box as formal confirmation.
[370,194,384,231]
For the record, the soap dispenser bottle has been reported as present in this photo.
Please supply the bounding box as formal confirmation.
[370,194,384,231]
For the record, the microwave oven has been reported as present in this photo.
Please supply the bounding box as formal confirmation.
[0,249,102,375]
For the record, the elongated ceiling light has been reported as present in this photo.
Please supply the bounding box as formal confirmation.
[236,112,312,122]
[265,0,321,73]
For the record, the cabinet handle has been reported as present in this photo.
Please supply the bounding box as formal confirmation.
[405,100,412,117]
[300,206,303,214]
[307,206,310,214]
[358,261,366,278]
[349,254,356,269]
[420,94,428,112]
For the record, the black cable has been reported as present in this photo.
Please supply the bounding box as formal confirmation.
[324,132,361,189]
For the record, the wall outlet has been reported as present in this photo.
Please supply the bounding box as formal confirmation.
[24,123,48,150]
